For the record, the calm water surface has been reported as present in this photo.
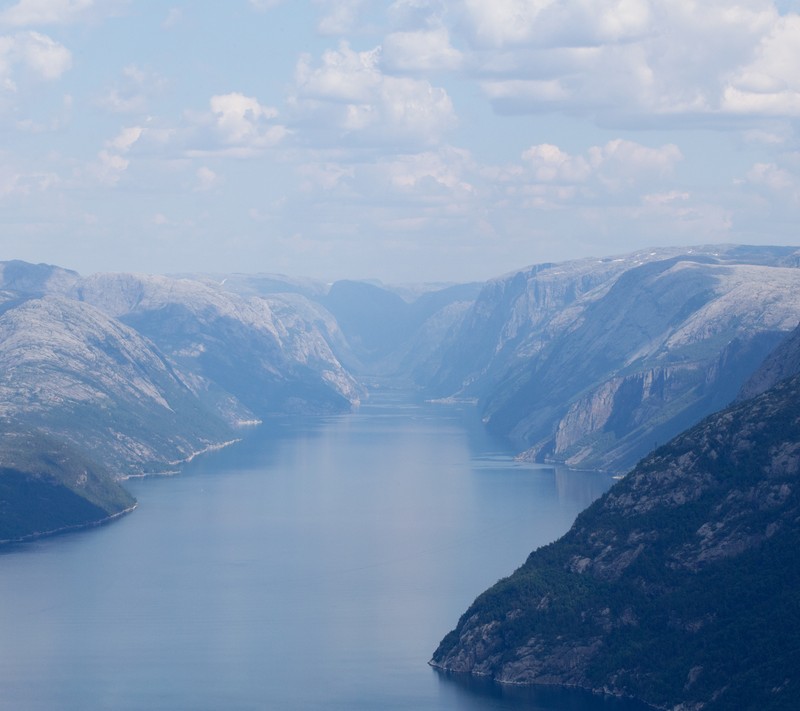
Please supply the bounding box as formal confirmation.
[0,392,649,711]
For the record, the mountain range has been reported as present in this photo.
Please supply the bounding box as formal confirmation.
[1,245,799,553]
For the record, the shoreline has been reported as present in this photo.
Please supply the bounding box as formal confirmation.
[0,502,138,546]
[428,664,661,710]
[120,438,241,480]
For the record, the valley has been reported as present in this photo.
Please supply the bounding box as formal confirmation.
[1,245,800,709]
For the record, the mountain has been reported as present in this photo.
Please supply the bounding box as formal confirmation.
[0,427,135,543]
[431,328,800,710]
[71,272,361,416]
[738,321,800,400]
[319,279,482,378]
[0,295,234,477]
[428,245,800,472]
[179,271,481,382]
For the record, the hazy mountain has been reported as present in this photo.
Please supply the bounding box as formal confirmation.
[428,245,800,472]
[0,295,234,477]
[0,260,79,297]
[431,354,800,710]
[71,272,361,416]
[320,279,481,377]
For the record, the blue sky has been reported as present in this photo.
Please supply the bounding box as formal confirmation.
[2,0,800,283]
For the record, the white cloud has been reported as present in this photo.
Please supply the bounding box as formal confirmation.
[293,41,457,145]
[0,0,123,26]
[723,14,800,115]
[381,147,474,193]
[382,27,463,72]
[521,143,591,182]
[91,124,143,185]
[439,0,800,125]
[209,92,286,149]
[314,0,367,35]
[0,30,71,89]
[181,93,288,158]
[520,139,681,192]
[108,125,143,152]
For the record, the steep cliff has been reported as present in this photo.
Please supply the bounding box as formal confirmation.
[432,368,800,710]
[430,246,800,472]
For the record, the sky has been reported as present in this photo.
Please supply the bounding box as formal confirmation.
[2,0,800,283]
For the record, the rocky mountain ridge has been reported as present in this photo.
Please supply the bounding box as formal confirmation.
[428,245,800,473]
[431,320,800,710]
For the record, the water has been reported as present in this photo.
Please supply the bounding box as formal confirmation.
[0,392,648,710]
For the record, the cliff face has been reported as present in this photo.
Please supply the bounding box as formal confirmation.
[430,246,800,473]
[0,295,233,477]
[432,367,800,710]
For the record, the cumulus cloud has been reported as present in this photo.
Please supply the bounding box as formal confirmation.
[183,92,288,158]
[209,92,286,148]
[521,139,682,191]
[431,0,800,125]
[0,30,71,89]
[521,143,591,183]
[723,14,800,115]
[292,41,457,145]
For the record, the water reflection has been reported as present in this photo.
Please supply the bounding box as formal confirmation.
[434,671,654,711]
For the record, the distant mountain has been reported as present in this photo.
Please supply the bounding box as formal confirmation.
[320,279,481,377]
[431,345,800,710]
[428,245,800,472]
[71,272,361,416]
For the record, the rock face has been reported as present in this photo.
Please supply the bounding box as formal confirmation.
[738,321,800,400]
[431,362,800,710]
[0,295,233,477]
[429,246,800,472]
